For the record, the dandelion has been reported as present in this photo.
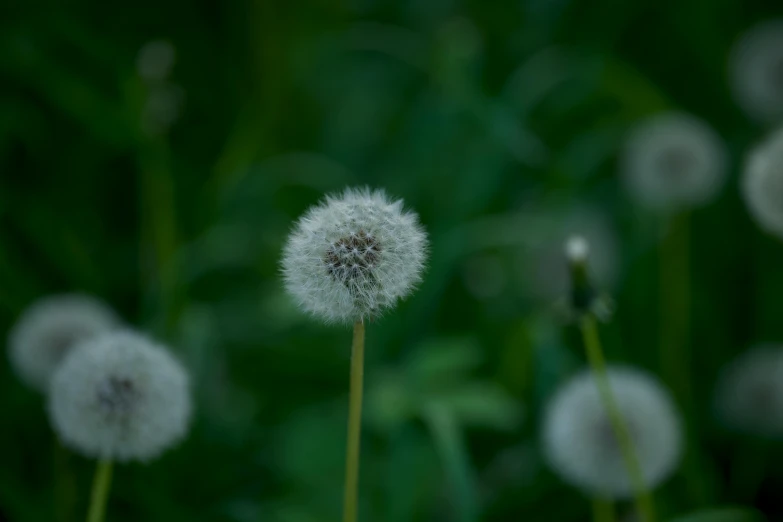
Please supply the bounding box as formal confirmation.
[519,207,619,306]
[49,330,191,522]
[743,127,783,240]
[714,345,783,437]
[542,366,683,499]
[281,187,428,522]
[282,187,428,325]
[8,294,119,392]
[621,112,727,211]
[729,20,783,124]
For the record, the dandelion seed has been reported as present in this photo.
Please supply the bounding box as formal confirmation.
[48,330,191,462]
[743,126,783,240]
[542,366,683,498]
[714,345,783,438]
[729,20,783,124]
[621,112,727,211]
[8,294,119,392]
[281,187,428,324]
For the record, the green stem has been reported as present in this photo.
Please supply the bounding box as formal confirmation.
[425,405,478,522]
[660,213,711,506]
[343,320,366,522]
[580,315,655,522]
[591,497,616,522]
[86,459,113,522]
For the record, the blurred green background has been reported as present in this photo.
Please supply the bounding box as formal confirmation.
[2,0,783,520]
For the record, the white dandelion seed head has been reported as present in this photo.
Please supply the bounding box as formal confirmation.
[714,345,783,438]
[136,40,177,82]
[542,366,683,499]
[281,187,428,324]
[743,127,783,240]
[729,20,783,124]
[8,294,120,392]
[520,207,619,303]
[621,112,728,211]
[48,330,192,462]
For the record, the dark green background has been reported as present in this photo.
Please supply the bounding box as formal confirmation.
[1,0,782,520]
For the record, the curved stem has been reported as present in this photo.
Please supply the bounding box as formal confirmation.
[343,320,366,522]
[86,459,113,522]
[580,315,655,522]
[591,497,616,522]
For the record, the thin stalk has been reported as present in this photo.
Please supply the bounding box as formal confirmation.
[580,315,655,522]
[343,320,366,522]
[591,498,616,522]
[86,459,113,522]
[659,213,710,505]
[425,405,478,522]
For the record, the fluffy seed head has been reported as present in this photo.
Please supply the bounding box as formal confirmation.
[743,127,783,240]
[729,20,783,124]
[281,187,428,324]
[8,294,120,392]
[136,40,176,82]
[621,112,727,211]
[714,345,783,438]
[542,366,683,498]
[48,331,192,462]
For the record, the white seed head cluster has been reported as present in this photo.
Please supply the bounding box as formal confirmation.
[743,127,783,240]
[542,366,683,499]
[48,331,192,462]
[729,20,783,124]
[621,112,727,211]
[8,294,119,392]
[714,345,783,438]
[136,40,177,82]
[282,187,428,324]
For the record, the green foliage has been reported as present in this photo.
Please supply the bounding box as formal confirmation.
[2,0,783,521]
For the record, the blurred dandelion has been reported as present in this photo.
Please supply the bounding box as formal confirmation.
[743,126,783,240]
[8,294,119,392]
[49,330,191,522]
[729,20,783,125]
[49,330,191,462]
[136,40,177,83]
[140,83,185,136]
[714,345,783,437]
[621,112,728,211]
[281,186,428,522]
[542,366,683,499]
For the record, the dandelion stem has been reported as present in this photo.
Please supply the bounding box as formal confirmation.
[425,404,478,522]
[591,498,616,522]
[343,320,365,522]
[580,315,655,522]
[86,459,113,522]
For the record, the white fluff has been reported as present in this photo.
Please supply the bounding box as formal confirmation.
[542,366,683,498]
[714,345,783,438]
[743,127,783,240]
[729,20,783,124]
[621,112,727,211]
[48,331,192,462]
[281,187,428,324]
[8,294,119,392]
